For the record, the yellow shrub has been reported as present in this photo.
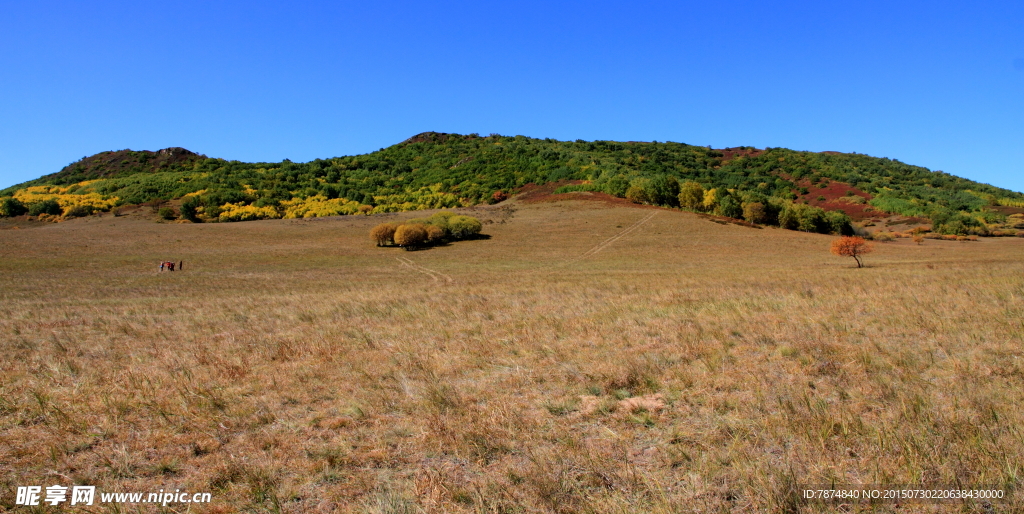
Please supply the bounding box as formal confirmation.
[394,224,428,247]
[13,185,119,214]
[834,195,867,205]
[702,188,722,211]
[218,203,280,222]
[281,195,363,218]
[370,223,399,246]
[678,181,705,211]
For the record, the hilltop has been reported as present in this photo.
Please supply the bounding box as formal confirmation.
[2,132,1022,235]
[18,147,207,187]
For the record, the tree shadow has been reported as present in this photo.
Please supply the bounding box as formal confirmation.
[393,234,490,251]
[403,241,453,251]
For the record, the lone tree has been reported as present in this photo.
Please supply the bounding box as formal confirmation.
[831,236,874,268]
[370,223,398,246]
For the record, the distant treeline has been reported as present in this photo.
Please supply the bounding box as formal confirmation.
[2,133,1021,235]
[557,179,854,235]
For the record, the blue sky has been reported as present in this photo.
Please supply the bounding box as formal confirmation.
[2,0,1022,192]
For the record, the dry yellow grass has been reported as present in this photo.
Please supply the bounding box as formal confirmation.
[1,200,1022,513]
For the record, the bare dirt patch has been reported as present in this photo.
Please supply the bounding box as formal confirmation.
[515,181,655,209]
[791,179,880,220]
[991,205,1024,216]
[717,146,765,161]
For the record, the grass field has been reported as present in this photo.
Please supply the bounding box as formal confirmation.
[2,199,1023,513]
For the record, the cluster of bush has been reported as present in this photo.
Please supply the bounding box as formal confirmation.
[928,210,1003,236]
[865,210,1018,237]
[868,219,1024,243]
[872,230,983,242]
[371,211,482,249]
[0,196,105,219]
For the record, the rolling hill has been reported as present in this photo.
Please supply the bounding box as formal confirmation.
[2,132,1022,235]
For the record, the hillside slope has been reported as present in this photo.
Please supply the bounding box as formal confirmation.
[2,133,1022,235]
[14,147,207,188]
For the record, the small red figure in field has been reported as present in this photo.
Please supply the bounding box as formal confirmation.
[831,236,874,268]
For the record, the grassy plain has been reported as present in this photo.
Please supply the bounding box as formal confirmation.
[1,199,1023,513]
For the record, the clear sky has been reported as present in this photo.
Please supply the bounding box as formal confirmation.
[2,0,1022,192]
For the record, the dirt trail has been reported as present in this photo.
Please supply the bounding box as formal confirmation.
[560,212,658,267]
[396,256,454,283]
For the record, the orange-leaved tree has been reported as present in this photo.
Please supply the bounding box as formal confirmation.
[394,224,428,250]
[370,223,398,246]
[830,236,873,268]
[425,224,444,243]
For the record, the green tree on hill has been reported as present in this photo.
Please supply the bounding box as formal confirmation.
[742,202,767,224]
[625,184,652,205]
[0,197,27,217]
[604,175,630,197]
[717,193,743,218]
[180,197,201,222]
[678,181,705,211]
[648,175,680,207]
[28,199,62,216]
